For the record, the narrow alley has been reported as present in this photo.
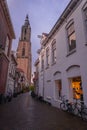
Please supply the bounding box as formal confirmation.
[0,93,87,130]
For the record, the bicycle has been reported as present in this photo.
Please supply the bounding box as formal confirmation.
[72,99,87,121]
[60,95,74,113]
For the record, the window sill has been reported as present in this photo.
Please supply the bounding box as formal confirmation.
[51,62,56,66]
[85,42,87,46]
[46,96,51,100]
[45,66,49,69]
[66,49,76,57]
[41,69,44,72]
[54,98,62,103]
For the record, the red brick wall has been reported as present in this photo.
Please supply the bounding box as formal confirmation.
[0,54,9,93]
[0,1,14,94]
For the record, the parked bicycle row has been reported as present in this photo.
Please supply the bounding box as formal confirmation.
[60,95,87,121]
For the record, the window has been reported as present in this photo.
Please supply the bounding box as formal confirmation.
[55,80,62,99]
[41,55,44,70]
[84,9,87,24]
[5,35,10,55]
[25,28,26,34]
[22,48,25,56]
[24,37,26,40]
[67,22,76,52]
[46,48,49,67]
[52,40,56,64]
[71,77,83,101]
[83,5,87,36]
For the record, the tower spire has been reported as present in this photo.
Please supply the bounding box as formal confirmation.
[20,14,31,41]
[24,14,30,26]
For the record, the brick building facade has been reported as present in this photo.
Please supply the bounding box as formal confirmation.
[0,0,15,94]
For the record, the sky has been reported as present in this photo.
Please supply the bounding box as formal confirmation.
[7,0,70,72]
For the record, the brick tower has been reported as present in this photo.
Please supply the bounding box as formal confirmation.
[16,15,32,85]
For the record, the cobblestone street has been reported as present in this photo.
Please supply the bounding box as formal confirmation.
[0,93,87,130]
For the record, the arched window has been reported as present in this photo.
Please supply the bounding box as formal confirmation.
[25,28,26,34]
[22,48,25,56]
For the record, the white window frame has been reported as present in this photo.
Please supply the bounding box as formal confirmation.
[51,39,56,64]
[41,54,44,71]
[46,47,49,68]
[55,80,62,100]
[66,21,76,53]
[82,2,87,44]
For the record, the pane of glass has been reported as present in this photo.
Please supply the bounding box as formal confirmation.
[84,9,87,18]
[5,36,9,55]
[52,49,56,63]
[67,24,74,35]
[68,32,76,51]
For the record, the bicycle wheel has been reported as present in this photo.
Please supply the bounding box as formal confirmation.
[73,107,79,116]
[81,108,87,121]
[60,103,67,111]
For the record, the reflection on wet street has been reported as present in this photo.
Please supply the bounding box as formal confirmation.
[0,92,87,130]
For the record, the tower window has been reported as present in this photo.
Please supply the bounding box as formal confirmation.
[24,37,26,40]
[25,29,26,34]
[22,48,25,56]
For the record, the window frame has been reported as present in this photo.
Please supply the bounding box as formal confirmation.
[66,19,76,54]
[46,47,49,68]
[41,54,44,71]
[51,39,56,65]
[5,35,10,56]
[82,2,87,44]
[55,80,62,100]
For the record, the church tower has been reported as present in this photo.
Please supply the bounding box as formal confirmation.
[16,15,32,85]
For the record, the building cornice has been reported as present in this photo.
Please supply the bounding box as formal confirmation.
[0,0,15,39]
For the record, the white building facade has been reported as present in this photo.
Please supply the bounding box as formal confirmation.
[6,52,17,96]
[36,0,87,108]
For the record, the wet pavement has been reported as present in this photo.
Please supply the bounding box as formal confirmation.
[0,92,87,130]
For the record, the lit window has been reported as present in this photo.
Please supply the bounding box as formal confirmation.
[46,48,49,67]
[5,35,10,56]
[67,22,76,52]
[52,40,56,64]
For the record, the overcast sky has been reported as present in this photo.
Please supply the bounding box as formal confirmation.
[7,0,70,72]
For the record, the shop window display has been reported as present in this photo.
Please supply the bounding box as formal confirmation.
[72,77,83,101]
